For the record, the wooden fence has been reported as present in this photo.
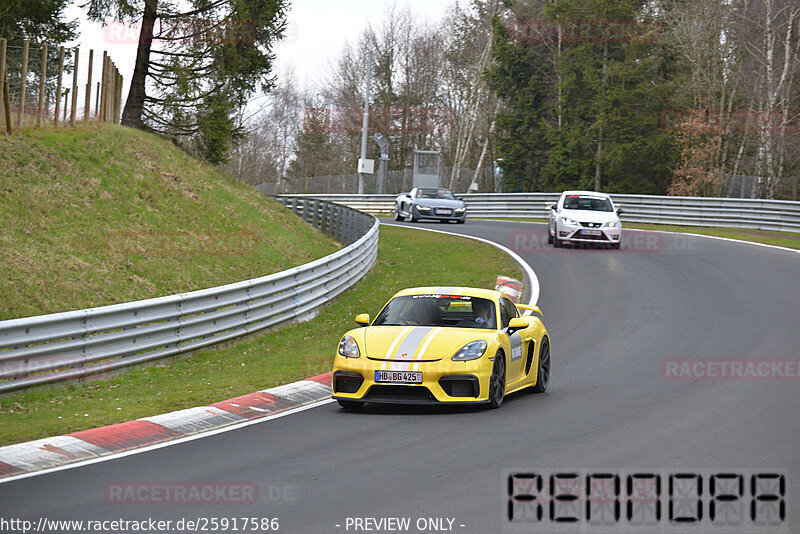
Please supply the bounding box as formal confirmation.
[0,38,123,132]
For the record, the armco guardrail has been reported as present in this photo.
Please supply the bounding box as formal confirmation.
[0,198,378,393]
[280,193,800,233]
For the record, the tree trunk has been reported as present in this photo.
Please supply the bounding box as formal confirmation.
[121,0,158,128]
[469,113,496,193]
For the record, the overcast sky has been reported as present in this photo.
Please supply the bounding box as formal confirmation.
[63,0,451,110]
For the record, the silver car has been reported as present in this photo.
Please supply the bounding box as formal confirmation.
[548,191,624,249]
[395,187,467,223]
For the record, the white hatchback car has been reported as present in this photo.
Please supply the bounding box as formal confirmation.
[548,191,624,249]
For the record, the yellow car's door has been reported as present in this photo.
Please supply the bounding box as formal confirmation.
[498,296,526,387]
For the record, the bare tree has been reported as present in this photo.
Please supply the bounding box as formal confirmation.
[223,69,303,185]
[443,0,500,191]
[737,0,799,198]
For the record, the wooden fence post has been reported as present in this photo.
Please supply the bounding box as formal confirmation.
[84,49,93,121]
[17,40,29,128]
[37,43,48,127]
[62,89,69,122]
[53,46,64,125]
[69,46,79,126]
[114,67,122,123]
[99,51,107,122]
[0,38,8,133]
[106,58,114,123]
[106,60,113,123]
[95,81,100,116]
[108,60,115,123]
[0,38,4,129]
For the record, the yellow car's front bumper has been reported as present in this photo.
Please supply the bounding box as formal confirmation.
[332,355,494,405]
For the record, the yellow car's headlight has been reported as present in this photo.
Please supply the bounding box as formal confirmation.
[338,336,360,358]
[452,340,487,361]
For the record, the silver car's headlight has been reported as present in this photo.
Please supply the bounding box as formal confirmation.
[416,205,431,212]
[561,216,579,226]
[602,220,620,228]
[452,340,488,361]
[338,336,360,358]
[455,207,466,213]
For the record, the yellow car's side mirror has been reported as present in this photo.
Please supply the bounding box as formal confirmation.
[355,313,370,327]
[507,317,529,334]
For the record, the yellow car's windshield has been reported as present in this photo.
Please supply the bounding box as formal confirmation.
[373,295,496,329]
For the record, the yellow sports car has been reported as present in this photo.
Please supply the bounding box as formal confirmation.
[331,287,550,409]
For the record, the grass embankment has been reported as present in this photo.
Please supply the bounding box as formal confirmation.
[0,124,340,320]
[0,226,522,445]
[478,218,800,250]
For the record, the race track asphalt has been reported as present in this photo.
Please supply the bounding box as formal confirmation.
[1,219,797,534]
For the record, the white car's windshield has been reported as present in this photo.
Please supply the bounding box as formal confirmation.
[563,195,613,212]
[373,295,496,329]
[417,188,456,200]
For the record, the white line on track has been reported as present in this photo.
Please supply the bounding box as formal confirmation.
[639,229,800,255]
[0,399,335,485]
[381,223,541,306]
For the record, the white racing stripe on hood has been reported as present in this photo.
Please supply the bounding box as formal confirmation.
[386,326,435,371]
[411,327,442,372]
[380,326,412,371]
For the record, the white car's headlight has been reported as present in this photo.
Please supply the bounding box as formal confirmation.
[561,216,579,226]
[452,340,488,361]
[603,220,620,228]
[338,336,360,358]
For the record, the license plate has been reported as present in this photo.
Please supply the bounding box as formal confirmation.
[435,208,452,215]
[580,229,602,236]
[375,370,422,384]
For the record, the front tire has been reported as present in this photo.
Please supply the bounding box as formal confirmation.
[553,224,564,247]
[610,242,620,249]
[548,230,554,244]
[488,351,506,409]
[530,337,550,394]
[394,208,403,221]
[337,399,364,410]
